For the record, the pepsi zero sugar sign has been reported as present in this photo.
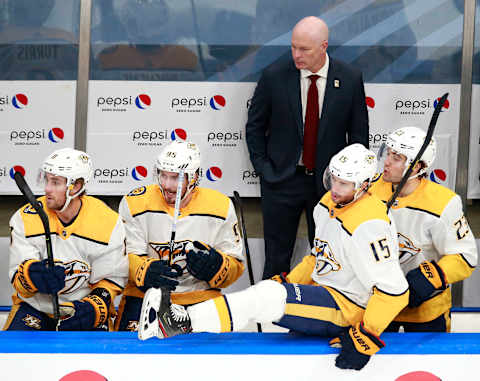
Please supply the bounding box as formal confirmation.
[0,81,76,194]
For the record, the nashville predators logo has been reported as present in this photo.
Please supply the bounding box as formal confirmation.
[22,314,42,329]
[128,186,147,197]
[150,240,191,271]
[398,233,421,264]
[60,260,91,294]
[313,239,341,276]
[23,204,39,215]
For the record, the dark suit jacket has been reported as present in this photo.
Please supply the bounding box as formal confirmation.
[246,57,369,194]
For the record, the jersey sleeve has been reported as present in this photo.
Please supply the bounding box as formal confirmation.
[432,195,477,283]
[88,216,128,294]
[209,199,245,288]
[287,254,316,284]
[348,219,409,335]
[118,196,149,256]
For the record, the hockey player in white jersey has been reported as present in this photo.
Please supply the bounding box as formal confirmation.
[4,148,128,331]
[371,126,477,332]
[138,143,409,371]
[115,140,244,331]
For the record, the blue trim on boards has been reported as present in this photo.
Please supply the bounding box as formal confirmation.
[0,332,480,355]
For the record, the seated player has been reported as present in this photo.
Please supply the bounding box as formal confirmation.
[370,126,478,332]
[4,148,128,331]
[115,140,244,331]
[138,143,409,371]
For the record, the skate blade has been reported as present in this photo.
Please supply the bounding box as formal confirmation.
[138,288,162,340]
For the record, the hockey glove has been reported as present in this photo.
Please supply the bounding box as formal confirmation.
[17,259,65,295]
[185,241,224,283]
[58,288,111,331]
[335,322,385,371]
[406,260,447,307]
[135,258,181,292]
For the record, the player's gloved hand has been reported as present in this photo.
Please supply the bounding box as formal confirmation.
[335,322,385,371]
[271,272,289,284]
[20,259,65,295]
[406,260,447,307]
[135,258,182,292]
[185,241,224,282]
[58,288,110,331]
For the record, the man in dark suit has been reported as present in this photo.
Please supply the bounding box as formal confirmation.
[246,16,369,279]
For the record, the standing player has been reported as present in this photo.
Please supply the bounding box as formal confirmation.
[115,140,244,331]
[138,144,409,371]
[370,126,477,332]
[4,148,128,331]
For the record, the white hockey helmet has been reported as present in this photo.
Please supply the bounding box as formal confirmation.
[324,143,377,193]
[39,148,93,212]
[381,126,436,177]
[154,140,201,199]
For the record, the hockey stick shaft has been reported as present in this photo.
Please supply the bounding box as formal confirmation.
[386,92,449,212]
[169,168,185,265]
[13,172,60,322]
[233,191,262,332]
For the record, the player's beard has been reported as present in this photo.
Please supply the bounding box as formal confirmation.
[45,193,66,211]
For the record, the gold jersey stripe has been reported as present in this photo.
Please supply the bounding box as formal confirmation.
[284,303,350,327]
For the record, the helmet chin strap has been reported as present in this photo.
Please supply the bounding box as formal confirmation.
[59,183,85,213]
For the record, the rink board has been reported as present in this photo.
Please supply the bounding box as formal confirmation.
[0,332,479,380]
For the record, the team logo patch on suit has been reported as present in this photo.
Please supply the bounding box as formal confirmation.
[128,186,147,196]
[22,204,38,214]
[398,233,421,264]
[313,239,341,275]
[22,314,41,329]
[61,260,91,294]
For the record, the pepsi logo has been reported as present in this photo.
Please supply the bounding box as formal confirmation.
[9,165,25,179]
[48,127,64,143]
[135,94,151,109]
[430,169,447,184]
[131,166,148,181]
[433,97,450,111]
[60,370,107,380]
[366,96,375,109]
[395,371,441,380]
[171,129,187,141]
[206,166,222,181]
[209,95,226,110]
[12,93,28,109]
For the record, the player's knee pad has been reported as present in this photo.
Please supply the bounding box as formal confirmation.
[249,280,287,323]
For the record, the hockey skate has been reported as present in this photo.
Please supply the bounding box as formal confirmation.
[138,287,192,340]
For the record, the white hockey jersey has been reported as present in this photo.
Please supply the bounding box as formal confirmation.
[370,175,478,322]
[119,184,244,305]
[9,195,128,315]
[288,191,409,335]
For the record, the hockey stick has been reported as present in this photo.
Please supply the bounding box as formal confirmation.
[169,167,185,265]
[13,171,60,323]
[233,191,262,332]
[386,92,449,212]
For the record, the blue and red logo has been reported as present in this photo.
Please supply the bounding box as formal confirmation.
[171,129,187,141]
[430,169,447,184]
[135,94,151,109]
[12,93,28,109]
[366,96,375,109]
[9,165,25,179]
[209,95,226,110]
[131,166,148,181]
[206,166,222,181]
[433,97,450,111]
[48,127,64,143]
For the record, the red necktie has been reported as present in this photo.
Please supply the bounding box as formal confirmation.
[302,74,320,170]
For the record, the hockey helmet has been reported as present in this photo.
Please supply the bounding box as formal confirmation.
[38,148,93,212]
[324,143,377,192]
[381,126,436,177]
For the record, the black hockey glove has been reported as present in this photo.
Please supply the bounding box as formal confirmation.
[406,260,447,307]
[19,259,65,295]
[58,288,111,331]
[335,322,384,371]
[135,258,182,292]
[185,241,224,282]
